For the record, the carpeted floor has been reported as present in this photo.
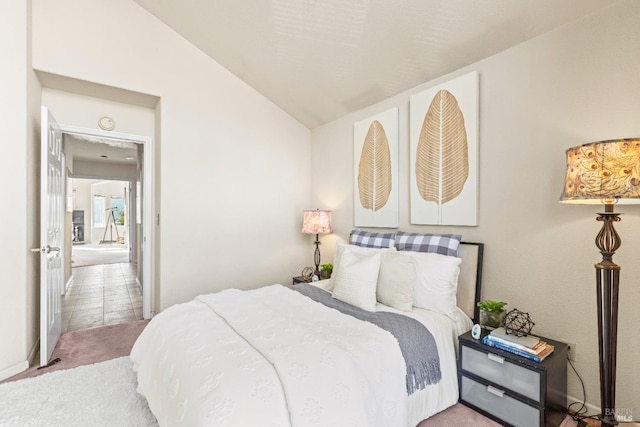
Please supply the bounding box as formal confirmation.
[2,319,148,383]
[419,405,578,427]
[2,320,579,426]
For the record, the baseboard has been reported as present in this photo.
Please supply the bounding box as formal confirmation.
[567,393,600,418]
[0,337,40,381]
[28,337,40,367]
[0,360,29,382]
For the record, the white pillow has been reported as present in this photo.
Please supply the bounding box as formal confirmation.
[329,242,395,291]
[333,242,395,268]
[331,250,381,312]
[376,252,415,312]
[411,251,461,320]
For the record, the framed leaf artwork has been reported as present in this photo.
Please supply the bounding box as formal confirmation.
[409,71,479,226]
[353,107,399,228]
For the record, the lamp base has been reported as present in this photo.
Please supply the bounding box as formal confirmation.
[313,234,321,276]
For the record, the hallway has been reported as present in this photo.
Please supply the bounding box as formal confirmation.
[62,263,143,333]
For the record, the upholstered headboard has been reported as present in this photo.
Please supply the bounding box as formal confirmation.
[456,242,484,324]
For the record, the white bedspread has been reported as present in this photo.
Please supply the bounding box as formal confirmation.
[131,285,408,426]
[377,303,472,425]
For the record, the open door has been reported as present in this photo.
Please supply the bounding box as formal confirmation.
[34,107,64,366]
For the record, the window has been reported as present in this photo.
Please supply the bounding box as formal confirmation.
[111,197,125,226]
[93,195,105,227]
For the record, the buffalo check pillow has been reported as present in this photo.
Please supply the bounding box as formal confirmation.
[350,229,395,248]
[394,232,461,257]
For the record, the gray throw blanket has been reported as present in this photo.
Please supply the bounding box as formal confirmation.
[292,284,441,394]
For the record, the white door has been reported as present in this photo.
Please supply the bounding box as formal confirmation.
[37,107,64,366]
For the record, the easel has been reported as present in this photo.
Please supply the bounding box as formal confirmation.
[100,207,122,244]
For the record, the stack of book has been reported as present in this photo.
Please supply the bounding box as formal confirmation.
[482,327,554,363]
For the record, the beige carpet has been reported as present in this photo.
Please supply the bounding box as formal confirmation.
[418,403,578,427]
[2,319,148,383]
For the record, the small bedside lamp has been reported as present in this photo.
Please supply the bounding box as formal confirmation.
[301,209,333,276]
[561,138,640,426]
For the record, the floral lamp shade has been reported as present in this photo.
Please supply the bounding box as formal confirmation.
[561,138,640,205]
[301,210,333,234]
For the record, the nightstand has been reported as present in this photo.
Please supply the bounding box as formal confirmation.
[292,276,311,286]
[458,330,567,427]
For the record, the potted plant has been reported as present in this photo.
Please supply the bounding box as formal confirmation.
[320,263,333,280]
[477,300,507,329]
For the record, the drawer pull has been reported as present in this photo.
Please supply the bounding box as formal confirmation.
[487,385,505,398]
[487,353,505,364]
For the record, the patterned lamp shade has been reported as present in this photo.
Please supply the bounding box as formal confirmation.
[561,138,640,205]
[301,210,333,234]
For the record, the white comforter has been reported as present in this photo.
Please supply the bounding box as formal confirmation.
[131,285,408,426]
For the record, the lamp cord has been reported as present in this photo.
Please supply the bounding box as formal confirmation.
[567,355,597,422]
[567,355,640,424]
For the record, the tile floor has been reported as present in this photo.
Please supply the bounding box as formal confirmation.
[62,262,143,332]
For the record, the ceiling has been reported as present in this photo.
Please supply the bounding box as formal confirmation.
[132,0,614,129]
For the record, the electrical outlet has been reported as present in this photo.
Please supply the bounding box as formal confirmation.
[563,341,577,361]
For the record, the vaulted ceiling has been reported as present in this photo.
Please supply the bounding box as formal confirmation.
[133,0,614,129]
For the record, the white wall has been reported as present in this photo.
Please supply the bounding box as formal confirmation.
[311,0,640,412]
[32,0,311,313]
[0,0,41,379]
[42,87,155,138]
[72,160,137,181]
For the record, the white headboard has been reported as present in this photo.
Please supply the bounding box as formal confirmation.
[456,242,484,323]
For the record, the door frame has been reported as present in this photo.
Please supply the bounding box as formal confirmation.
[61,125,154,319]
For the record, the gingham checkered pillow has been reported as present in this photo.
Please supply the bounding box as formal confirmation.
[394,232,461,257]
[350,229,395,248]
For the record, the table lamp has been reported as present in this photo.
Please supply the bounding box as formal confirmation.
[301,209,333,276]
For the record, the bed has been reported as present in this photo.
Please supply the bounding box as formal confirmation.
[130,237,484,427]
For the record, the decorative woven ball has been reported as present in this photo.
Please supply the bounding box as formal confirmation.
[501,308,535,337]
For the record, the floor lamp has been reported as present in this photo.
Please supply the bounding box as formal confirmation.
[561,138,640,426]
[301,209,333,276]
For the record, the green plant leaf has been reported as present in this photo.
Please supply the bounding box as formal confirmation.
[477,300,507,313]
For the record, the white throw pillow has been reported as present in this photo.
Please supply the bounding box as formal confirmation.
[329,243,395,290]
[376,252,415,312]
[331,250,381,312]
[411,252,461,320]
[333,242,395,267]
